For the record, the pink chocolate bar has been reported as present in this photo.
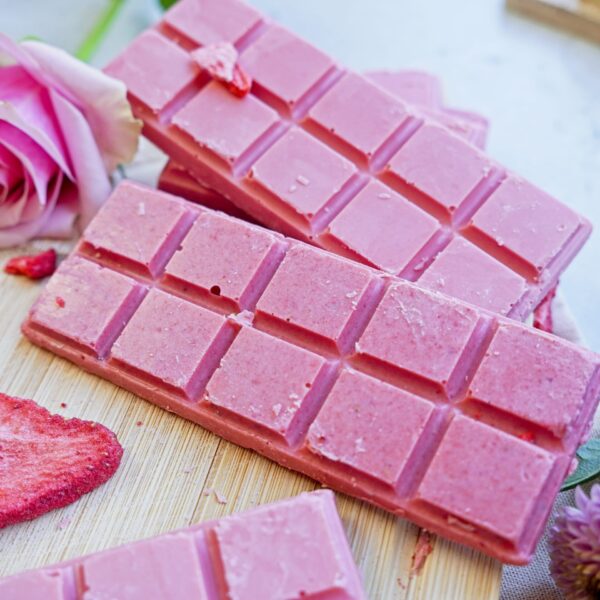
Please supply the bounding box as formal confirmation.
[157,69,489,223]
[105,0,590,320]
[365,70,444,109]
[159,159,254,222]
[440,107,489,149]
[0,490,364,599]
[22,182,600,564]
[365,70,489,149]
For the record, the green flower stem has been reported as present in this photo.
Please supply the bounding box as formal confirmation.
[75,0,126,62]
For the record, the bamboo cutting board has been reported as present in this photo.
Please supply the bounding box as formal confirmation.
[507,0,600,43]
[0,241,502,599]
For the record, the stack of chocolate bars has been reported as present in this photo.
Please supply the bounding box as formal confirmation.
[2,0,598,596]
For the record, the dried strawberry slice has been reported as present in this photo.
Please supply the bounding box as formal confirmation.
[191,42,252,98]
[227,64,253,98]
[0,393,123,529]
[4,249,57,280]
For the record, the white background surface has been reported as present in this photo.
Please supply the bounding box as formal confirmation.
[1,0,599,350]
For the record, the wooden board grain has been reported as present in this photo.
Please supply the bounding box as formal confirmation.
[507,0,600,43]
[0,241,502,599]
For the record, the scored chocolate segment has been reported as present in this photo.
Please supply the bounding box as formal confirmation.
[254,244,382,355]
[303,72,414,169]
[162,210,287,313]
[418,237,528,316]
[319,179,441,276]
[0,492,364,600]
[352,283,487,400]
[381,123,504,224]
[466,322,600,446]
[161,0,263,49]
[171,81,282,174]
[464,175,586,281]
[22,181,600,564]
[110,289,235,400]
[203,327,335,447]
[415,416,557,547]
[106,30,200,115]
[27,257,144,359]
[80,533,209,599]
[105,0,591,320]
[246,127,359,232]
[0,570,66,600]
[239,24,338,118]
[81,182,195,278]
[366,70,444,109]
[306,369,439,493]
[209,491,362,599]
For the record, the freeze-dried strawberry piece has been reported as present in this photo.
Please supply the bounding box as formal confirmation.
[227,64,253,98]
[191,42,252,98]
[533,285,557,334]
[4,249,57,280]
[192,42,238,81]
[0,394,123,529]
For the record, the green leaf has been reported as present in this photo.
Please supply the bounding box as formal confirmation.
[75,0,126,63]
[561,438,600,491]
[159,0,179,9]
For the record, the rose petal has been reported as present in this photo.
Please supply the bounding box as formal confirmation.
[48,90,111,229]
[0,34,140,247]
[0,160,57,231]
[18,174,55,226]
[0,33,140,173]
[0,142,21,171]
[0,182,25,215]
[0,144,22,197]
[0,121,57,205]
[21,39,141,173]
[0,99,73,180]
[38,179,78,238]
[0,172,63,248]
[0,65,68,164]
[0,167,33,228]
[0,34,43,74]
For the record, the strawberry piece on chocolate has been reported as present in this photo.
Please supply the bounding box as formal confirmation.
[191,42,252,98]
[4,249,57,280]
[227,64,253,98]
[0,394,123,529]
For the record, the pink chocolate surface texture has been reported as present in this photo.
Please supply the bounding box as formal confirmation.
[366,70,444,109]
[21,181,600,565]
[157,67,489,232]
[105,0,590,320]
[365,70,489,149]
[0,491,364,599]
[159,160,254,222]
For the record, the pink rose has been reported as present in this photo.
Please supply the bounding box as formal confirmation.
[0,34,141,248]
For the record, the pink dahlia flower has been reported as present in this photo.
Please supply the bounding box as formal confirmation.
[550,484,600,599]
